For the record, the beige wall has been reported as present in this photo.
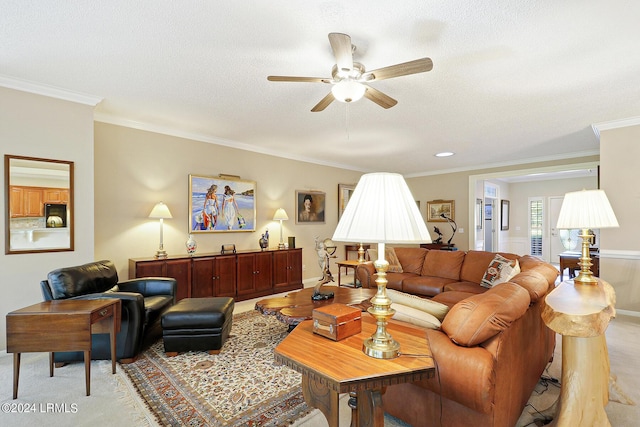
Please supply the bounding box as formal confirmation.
[600,124,640,312]
[94,122,364,282]
[0,87,96,350]
[405,156,600,252]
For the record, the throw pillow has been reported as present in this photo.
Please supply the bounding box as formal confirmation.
[386,288,450,321]
[391,303,441,330]
[480,254,520,289]
[366,247,403,273]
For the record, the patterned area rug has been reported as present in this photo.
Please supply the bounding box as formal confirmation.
[121,311,310,426]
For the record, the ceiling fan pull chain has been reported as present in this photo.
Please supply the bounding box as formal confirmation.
[345,103,350,141]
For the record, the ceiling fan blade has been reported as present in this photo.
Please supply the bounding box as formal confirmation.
[267,76,330,83]
[328,32,353,73]
[311,92,335,112]
[363,57,433,81]
[363,86,398,109]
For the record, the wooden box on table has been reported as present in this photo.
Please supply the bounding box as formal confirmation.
[312,303,362,341]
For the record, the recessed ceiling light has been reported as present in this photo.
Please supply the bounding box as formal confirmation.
[435,152,455,157]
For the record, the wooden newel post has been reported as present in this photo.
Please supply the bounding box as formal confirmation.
[541,278,616,427]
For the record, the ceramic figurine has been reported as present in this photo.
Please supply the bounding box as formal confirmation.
[186,234,197,255]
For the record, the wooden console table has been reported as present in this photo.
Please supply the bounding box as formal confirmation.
[558,251,599,281]
[345,244,371,260]
[6,299,121,398]
[541,278,615,426]
[275,315,435,427]
[420,243,456,251]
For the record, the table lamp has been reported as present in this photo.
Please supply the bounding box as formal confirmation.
[333,172,431,359]
[149,201,172,259]
[273,208,289,249]
[556,189,619,285]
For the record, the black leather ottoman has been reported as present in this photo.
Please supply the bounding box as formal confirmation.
[161,297,234,356]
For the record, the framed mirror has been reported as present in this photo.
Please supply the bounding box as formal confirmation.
[5,155,74,254]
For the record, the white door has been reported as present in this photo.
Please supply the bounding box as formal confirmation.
[549,196,565,263]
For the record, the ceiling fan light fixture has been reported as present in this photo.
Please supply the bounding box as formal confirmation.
[331,80,366,103]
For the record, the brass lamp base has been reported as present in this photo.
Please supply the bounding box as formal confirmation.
[155,250,168,259]
[363,254,400,359]
[357,243,366,263]
[574,228,598,285]
[363,333,400,359]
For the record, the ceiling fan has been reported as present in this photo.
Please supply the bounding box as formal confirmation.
[267,32,433,112]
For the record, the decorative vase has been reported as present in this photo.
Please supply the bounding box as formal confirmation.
[186,234,197,256]
[259,234,269,251]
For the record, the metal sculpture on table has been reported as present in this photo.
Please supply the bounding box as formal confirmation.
[440,213,457,245]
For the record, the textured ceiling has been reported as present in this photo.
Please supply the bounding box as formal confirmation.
[2,1,639,176]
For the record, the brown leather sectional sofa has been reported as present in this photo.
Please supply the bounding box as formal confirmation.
[355,248,559,427]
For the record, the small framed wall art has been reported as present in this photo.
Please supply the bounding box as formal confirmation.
[338,183,356,220]
[296,190,326,224]
[426,200,455,222]
[189,174,256,233]
[501,200,510,231]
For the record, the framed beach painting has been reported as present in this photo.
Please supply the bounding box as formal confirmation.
[295,190,326,224]
[189,174,256,233]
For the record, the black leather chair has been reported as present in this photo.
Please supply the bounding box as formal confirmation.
[40,260,176,363]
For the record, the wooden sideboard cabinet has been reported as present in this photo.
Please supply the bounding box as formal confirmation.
[191,255,237,298]
[129,248,303,302]
[273,249,303,290]
[237,251,273,298]
[129,257,192,301]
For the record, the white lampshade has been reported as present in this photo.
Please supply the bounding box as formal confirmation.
[148,202,173,219]
[333,172,431,244]
[331,80,366,103]
[273,208,289,221]
[556,189,619,229]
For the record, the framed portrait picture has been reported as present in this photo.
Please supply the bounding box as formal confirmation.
[338,183,356,219]
[189,174,256,233]
[501,200,510,231]
[426,200,455,222]
[296,190,326,224]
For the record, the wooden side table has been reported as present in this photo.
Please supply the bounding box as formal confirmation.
[6,299,121,399]
[274,315,434,427]
[336,259,362,287]
[541,279,615,426]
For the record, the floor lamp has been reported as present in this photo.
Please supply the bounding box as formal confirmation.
[149,201,172,259]
[333,172,431,359]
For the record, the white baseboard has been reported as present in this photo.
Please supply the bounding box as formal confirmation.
[616,309,640,318]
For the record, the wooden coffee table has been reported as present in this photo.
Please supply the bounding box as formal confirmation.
[275,315,435,427]
[6,299,121,398]
[255,286,375,328]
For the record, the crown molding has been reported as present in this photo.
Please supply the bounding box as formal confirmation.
[592,116,640,140]
[0,74,102,106]
[404,150,600,179]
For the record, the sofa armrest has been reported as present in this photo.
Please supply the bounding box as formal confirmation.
[118,277,177,304]
[422,329,495,414]
[355,262,377,288]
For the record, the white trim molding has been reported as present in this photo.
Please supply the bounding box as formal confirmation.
[0,74,103,106]
[592,116,640,140]
[599,249,640,260]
